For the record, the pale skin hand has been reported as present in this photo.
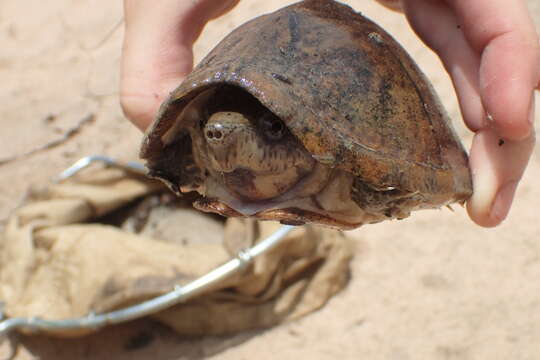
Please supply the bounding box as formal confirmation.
[121,0,239,130]
[121,0,540,227]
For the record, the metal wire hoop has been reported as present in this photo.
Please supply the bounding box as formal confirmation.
[0,156,294,337]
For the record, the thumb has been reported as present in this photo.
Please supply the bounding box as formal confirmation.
[374,0,404,12]
[120,0,239,131]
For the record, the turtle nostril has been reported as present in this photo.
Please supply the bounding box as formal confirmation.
[206,129,224,140]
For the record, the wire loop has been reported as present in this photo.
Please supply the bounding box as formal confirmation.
[0,156,294,337]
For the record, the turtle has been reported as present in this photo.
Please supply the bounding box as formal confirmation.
[140,0,472,230]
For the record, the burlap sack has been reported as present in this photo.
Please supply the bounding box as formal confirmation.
[0,166,353,337]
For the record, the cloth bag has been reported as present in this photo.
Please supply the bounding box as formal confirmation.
[0,166,353,337]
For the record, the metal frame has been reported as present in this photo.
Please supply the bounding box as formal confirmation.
[0,156,294,337]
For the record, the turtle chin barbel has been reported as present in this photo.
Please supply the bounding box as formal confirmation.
[140,0,472,230]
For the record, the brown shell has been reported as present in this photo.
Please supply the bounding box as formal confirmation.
[141,0,472,204]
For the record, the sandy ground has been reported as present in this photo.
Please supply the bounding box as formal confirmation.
[1,0,540,359]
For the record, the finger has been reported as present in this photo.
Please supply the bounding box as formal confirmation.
[478,33,539,140]
[450,0,540,140]
[121,0,240,131]
[374,0,404,12]
[402,0,486,131]
[467,124,536,227]
[195,0,240,22]
[400,0,538,227]
[177,0,240,44]
[121,1,195,130]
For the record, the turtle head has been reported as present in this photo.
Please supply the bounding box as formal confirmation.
[203,111,250,152]
[199,110,315,201]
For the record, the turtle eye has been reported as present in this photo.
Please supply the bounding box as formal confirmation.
[261,115,285,140]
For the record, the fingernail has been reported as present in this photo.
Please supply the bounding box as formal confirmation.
[489,181,518,223]
[466,130,498,226]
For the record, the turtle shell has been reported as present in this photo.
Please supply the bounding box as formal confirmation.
[141,0,472,223]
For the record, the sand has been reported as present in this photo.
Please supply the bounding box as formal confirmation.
[1,0,539,359]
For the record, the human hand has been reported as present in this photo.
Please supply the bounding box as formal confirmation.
[120,0,239,131]
[377,0,540,227]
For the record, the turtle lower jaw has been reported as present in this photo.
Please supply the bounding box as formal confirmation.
[193,197,367,230]
[191,167,391,230]
[221,166,311,201]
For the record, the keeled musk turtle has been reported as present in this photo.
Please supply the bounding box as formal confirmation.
[140,0,472,229]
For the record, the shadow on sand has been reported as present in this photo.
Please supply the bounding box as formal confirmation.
[6,318,260,360]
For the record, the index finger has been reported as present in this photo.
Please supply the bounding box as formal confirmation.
[375,0,404,11]
[452,0,540,140]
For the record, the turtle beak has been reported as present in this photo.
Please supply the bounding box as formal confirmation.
[203,111,256,172]
[204,112,252,148]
